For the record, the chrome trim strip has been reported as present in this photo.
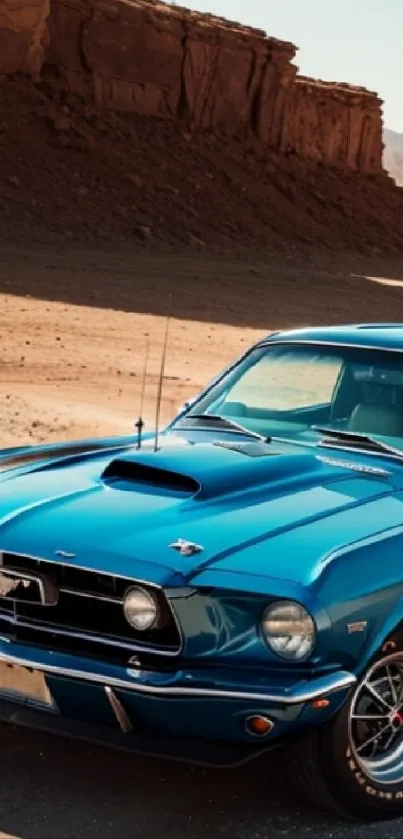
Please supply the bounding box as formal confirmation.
[0,611,180,657]
[304,437,403,466]
[60,588,122,604]
[105,686,133,733]
[0,650,356,704]
[317,455,390,476]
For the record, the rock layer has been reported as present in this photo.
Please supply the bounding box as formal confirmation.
[1,0,386,175]
[47,0,298,142]
[0,0,49,77]
[281,77,384,172]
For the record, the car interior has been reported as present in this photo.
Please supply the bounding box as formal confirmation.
[220,359,403,442]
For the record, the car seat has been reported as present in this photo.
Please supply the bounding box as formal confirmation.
[348,403,403,437]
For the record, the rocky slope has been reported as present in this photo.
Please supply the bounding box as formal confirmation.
[1,75,403,255]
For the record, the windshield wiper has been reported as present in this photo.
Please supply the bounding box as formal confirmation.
[313,426,403,460]
[181,413,271,443]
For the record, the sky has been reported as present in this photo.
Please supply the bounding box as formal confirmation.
[180,0,402,133]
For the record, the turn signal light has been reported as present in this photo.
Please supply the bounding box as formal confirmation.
[311,698,330,709]
[245,715,274,736]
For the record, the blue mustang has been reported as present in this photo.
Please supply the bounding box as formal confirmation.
[4,323,403,822]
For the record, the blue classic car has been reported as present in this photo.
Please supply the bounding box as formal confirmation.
[5,324,403,822]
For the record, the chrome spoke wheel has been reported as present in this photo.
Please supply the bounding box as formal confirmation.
[349,653,403,785]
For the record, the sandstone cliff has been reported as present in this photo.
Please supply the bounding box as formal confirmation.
[0,0,49,77]
[46,0,297,146]
[3,74,403,255]
[0,0,386,176]
[281,77,383,173]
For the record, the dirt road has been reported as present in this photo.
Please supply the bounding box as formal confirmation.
[1,243,403,838]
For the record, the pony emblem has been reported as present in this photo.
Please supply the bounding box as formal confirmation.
[169,539,204,557]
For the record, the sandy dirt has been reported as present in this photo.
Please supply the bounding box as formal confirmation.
[1,242,403,448]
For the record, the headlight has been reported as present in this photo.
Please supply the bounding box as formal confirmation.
[123,586,158,631]
[261,600,315,661]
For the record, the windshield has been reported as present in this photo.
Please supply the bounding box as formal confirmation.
[175,342,403,449]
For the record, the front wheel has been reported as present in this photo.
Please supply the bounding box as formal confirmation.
[284,650,403,822]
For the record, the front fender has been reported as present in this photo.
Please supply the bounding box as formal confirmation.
[355,596,403,675]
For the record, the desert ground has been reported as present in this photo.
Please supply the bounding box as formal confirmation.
[2,242,403,838]
[2,242,403,447]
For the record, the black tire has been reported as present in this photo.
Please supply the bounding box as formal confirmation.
[283,648,403,822]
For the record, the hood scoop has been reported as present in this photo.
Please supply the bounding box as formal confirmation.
[100,440,324,502]
[101,458,201,496]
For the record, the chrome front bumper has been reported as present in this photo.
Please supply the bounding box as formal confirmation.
[0,642,357,766]
[0,644,356,704]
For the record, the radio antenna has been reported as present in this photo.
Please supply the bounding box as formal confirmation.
[154,293,173,452]
[135,335,150,449]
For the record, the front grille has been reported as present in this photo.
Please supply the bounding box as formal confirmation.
[0,553,181,664]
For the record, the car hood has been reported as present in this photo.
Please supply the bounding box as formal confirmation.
[0,434,398,589]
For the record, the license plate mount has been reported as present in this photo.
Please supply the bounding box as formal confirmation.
[0,661,57,711]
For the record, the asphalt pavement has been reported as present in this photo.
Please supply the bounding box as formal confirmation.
[1,724,403,838]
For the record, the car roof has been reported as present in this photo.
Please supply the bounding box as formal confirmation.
[261,324,403,351]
